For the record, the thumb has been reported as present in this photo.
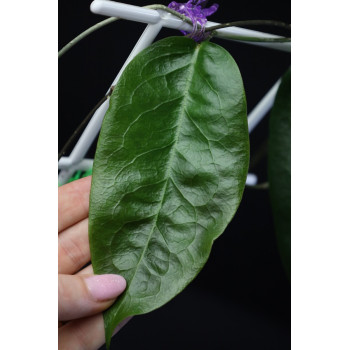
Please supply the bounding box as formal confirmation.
[58,274,126,321]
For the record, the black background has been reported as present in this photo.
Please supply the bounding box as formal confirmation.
[59,1,291,349]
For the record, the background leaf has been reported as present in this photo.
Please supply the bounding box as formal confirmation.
[268,67,291,278]
[89,36,249,348]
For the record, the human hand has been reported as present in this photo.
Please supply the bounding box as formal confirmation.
[58,176,128,350]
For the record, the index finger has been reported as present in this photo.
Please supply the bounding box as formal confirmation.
[58,176,92,233]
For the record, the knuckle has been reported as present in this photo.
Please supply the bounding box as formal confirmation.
[58,275,88,320]
[58,222,90,272]
[72,321,92,350]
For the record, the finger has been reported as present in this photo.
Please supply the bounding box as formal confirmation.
[58,314,132,350]
[58,218,90,274]
[76,263,93,275]
[58,176,91,233]
[58,274,126,321]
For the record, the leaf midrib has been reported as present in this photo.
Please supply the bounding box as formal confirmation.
[113,43,201,313]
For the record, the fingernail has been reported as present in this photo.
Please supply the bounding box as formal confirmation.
[85,274,126,301]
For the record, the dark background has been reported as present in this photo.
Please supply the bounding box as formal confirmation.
[59,1,291,349]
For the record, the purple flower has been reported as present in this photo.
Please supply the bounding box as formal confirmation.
[168,0,219,42]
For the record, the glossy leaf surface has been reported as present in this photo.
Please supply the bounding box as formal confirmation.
[89,37,249,348]
[268,68,291,278]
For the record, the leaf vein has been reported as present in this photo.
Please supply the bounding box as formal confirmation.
[119,45,201,303]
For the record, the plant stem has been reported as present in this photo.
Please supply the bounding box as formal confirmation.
[206,20,291,32]
[58,17,119,58]
[148,6,291,42]
[206,20,291,42]
[212,34,290,43]
[148,4,194,25]
[58,4,290,58]
[58,86,114,161]
[58,5,193,59]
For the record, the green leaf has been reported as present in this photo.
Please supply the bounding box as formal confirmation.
[89,37,249,348]
[268,67,291,278]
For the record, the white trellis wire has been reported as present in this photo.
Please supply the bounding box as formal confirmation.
[58,0,290,185]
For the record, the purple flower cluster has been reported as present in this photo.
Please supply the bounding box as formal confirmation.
[168,0,219,42]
